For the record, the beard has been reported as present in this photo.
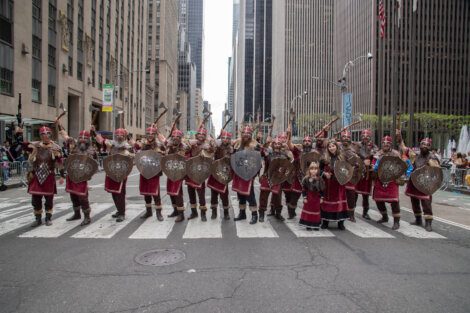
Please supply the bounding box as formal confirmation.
[78,142,89,152]
[420,147,429,155]
[303,144,312,151]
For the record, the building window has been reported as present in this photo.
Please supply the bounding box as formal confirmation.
[0,0,13,45]
[48,0,57,31]
[0,67,13,95]
[32,36,41,59]
[32,79,41,102]
[77,62,82,80]
[48,45,56,67]
[48,85,55,107]
[68,56,73,76]
[32,0,41,22]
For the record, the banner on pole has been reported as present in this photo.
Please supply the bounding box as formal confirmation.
[342,93,353,127]
[102,84,114,112]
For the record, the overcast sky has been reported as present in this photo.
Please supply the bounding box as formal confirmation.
[203,0,233,133]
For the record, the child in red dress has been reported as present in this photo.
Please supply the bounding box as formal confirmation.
[299,162,325,231]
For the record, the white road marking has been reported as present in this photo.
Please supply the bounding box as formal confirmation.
[346,218,395,238]
[233,204,278,238]
[19,203,113,238]
[129,205,176,239]
[182,210,223,239]
[282,212,335,238]
[72,204,142,239]
[0,205,32,220]
[400,206,470,231]
[0,202,16,209]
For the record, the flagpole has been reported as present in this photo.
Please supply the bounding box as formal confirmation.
[408,1,416,147]
[391,0,399,147]
[377,0,385,143]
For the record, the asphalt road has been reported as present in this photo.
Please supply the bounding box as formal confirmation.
[0,169,469,313]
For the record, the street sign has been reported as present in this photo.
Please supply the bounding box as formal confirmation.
[342,92,353,127]
[102,84,114,112]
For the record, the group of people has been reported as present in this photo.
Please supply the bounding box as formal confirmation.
[21,119,441,233]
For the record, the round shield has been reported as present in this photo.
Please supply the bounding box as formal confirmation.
[135,150,162,179]
[66,154,99,183]
[162,153,187,182]
[210,157,233,185]
[186,155,212,185]
[103,154,134,183]
[268,158,295,186]
[410,165,443,195]
[230,150,262,181]
[300,151,322,174]
[334,160,354,186]
[378,155,408,184]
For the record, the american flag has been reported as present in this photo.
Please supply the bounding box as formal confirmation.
[379,0,386,39]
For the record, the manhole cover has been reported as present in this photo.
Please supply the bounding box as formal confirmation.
[135,249,186,267]
[127,196,142,201]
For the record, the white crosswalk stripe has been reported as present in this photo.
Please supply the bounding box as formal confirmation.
[0,202,17,209]
[280,210,334,237]
[0,205,33,220]
[129,205,176,239]
[233,205,278,238]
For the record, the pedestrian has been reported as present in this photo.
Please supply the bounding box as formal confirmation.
[299,162,325,231]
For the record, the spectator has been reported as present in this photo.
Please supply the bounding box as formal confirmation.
[1,141,12,182]
[454,153,467,186]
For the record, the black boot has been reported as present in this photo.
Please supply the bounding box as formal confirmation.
[81,210,91,226]
[211,208,218,220]
[267,207,275,216]
[411,216,423,226]
[116,215,125,222]
[45,213,53,226]
[66,207,81,221]
[424,219,433,232]
[249,211,258,225]
[140,206,153,219]
[168,207,178,218]
[287,208,296,220]
[175,211,185,223]
[188,208,198,220]
[321,220,329,229]
[259,210,265,223]
[338,220,346,230]
[234,210,247,221]
[200,210,207,222]
[392,217,400,230]
[31,214,42,227]
[362,207,371,220]
[348,210,356,223]
[275,207,285,221]
[111,211,119,218]
[155,209,164,221]
[376,214,389,224]
[223,208,230,220]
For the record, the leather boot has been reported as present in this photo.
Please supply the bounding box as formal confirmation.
[376,213,389,224]
[348,210,356,223]
[200,210,207,222]
[338,220,346,230]
[267,207,275,216]
[66,207,81,221]
[234,210,247,221]
[249,211,258,225]
[259,210,265,223]
[81,210,91,226]
[287,208,296,220]
[31,214,42,227]
[411,216,423,226]
[116,215,125,222]
[424,219,433,232]
[211,208,218,220]
[45,213,53,226]
[362,207,371,220]
[140,206,152,219]
[392,217,400,230]
[188,208,198,220]
[175,211,185,223]
[321,220,329,229]
[168,207,178,218]
[155,209,164,221]
[223,208,230,220]
[111,211,119,218]
[275,207,285,221]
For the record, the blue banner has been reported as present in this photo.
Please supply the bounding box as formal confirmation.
[342,93,353,127]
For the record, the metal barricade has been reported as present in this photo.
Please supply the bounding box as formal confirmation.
[0,161,30,188]
[440,167,470,191]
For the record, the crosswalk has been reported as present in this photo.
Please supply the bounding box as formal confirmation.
[0,197,456,240]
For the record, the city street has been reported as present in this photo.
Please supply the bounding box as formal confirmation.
[0,169,469,313]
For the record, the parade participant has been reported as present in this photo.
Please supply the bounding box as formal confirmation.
[186,126,215,221]
[320,140,348,230]
[340,130,361,222]
[93,127,134,222]
[354,129,377,220]
[207,130,233,220]
[165,128,189,223]
[58,125,97,226]
[405,138,440,231]
[259,136,292,222]
[299,162,325,231]
[373,136,412,230]
[25,126,65,227]
[134,126,166,221]
[232,125,261,224]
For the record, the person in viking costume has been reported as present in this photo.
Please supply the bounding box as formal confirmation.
[373,136,412,230]
[25,126,65,227]
[354,129,378,220]
[207,130,233,220]
[339,130,361,222]
[93,127,134,222]
[186,126,215,221]
[299,161,325,230]
[320,140,348,230]
[232,125,262,223]
[404,138,440,232]
[134,126,166,221]
[58,125,98,226]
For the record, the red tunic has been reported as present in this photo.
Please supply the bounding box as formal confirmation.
[186,177,203,189]
[105,176,126,194]
[207,175,227,194]
[373,180,399,202]
[259,175,281,194]
[139,175,160,196]
[232,174,253,196]
[28,173,57,196]
[320,164,348,221]
[355,177,373,195]
[299,190,322,228]
[405,180,431,201]
[65,177,88,196]
[283,146,302,193]
[345,182,356,191]
[167,178,183,196]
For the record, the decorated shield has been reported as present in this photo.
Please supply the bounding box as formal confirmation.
[103,154,133,183]
[334,160,354,186]
[162,153,187,182]
[186,155,212,185]
[378,155,408,184]
[300,151,322,174]
[230,150,262,181]
[65,154,99,183]
[210,156,233,185]
[268,158,295,186]
[135,150,162,179]
[349,156,365,185]
[411,165,443,195]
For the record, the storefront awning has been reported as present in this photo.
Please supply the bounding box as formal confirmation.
[0,115,54,125]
